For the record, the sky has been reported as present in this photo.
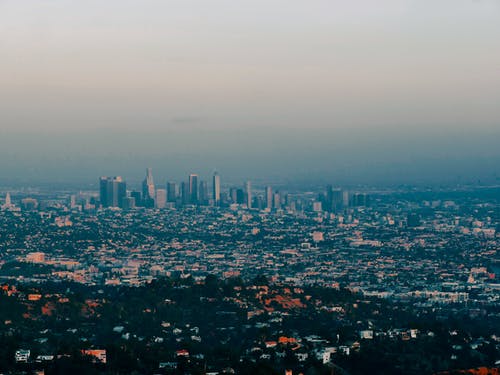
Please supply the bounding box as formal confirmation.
[0,0,499,186]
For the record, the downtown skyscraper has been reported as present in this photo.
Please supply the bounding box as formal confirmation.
[99,176,127,208]
[189,174,199,205]
[155,188,167,209]
[245,181,252,209]
[266,186,273,210]
[166,182,177,203]
[142,168,155,207]
[213,172,221,206]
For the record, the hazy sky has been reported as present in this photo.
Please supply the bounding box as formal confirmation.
[0,1,499,186]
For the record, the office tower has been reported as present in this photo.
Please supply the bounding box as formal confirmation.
[273,191,281,210]
[142,168,155,207]
[166,182,177,202]
[326,185,343,211]
[325,185,335,211]
[352,193,360,207]
[155,189,167,209]
[212,172,221,206]
[122,196,136,210]
[236,188,245,204]
[114,177,127,208]
[189,174,199,204]
[332,189,343,210]
[100,177,110,207]
[130,191,142,207]
[342,191,350,207]
[351,193,369,207]
[99,176,126,208]
[199,181,209,205]
[229,188,238,203]
[266,186,273,210]
[255,195,264,210]
[181,181,190,205]
[245,181,252,208]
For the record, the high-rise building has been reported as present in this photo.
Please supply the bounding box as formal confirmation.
[325,185,343,211]
[100,177,110,207]
[99,176,127,208]
[273,191,281,210]
[130,191,142,207]
[236,188,245,204]
[114,178,127,208]
[245,181,252,209]
[229,187,238,203]
[325,185,333,211]
[266,186,273,210]
[122,196,136,210]
[342,191,350,207]
[189,174,199,204]
[155,189,167,209]
[166,182,177,202]
[351,193,369,207]
[199,181,209,205]
[255,195,264,210]
[181,181,190,205]
[142,168,155,207]
[332,189,343,210]
[212,172,221,206]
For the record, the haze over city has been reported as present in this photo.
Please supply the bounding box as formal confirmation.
[1,0,499,186]
[1,1,500,374]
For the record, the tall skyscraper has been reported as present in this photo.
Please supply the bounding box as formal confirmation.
[325,185,334,211]
[229,187,238,203]
[199,180,209,205]
[212,172,221,206]
[245,181,252,209]
[130,191,142,207]
[155,189,167,209]
[189,174,199,204]
[142,168,155,207]
[342,191,350,208]
[99,176,126,208]
[236,188,245,204]
[166,182,177,202]
[273,191,281,210]
[181,181,190,205]
[332,189,343,211]
[100,177,109,206]
[351,193,369,207]
[325,185,343,212]
[266,186,273,210]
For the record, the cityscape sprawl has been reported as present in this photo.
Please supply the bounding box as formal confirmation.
[0,168,498,374]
